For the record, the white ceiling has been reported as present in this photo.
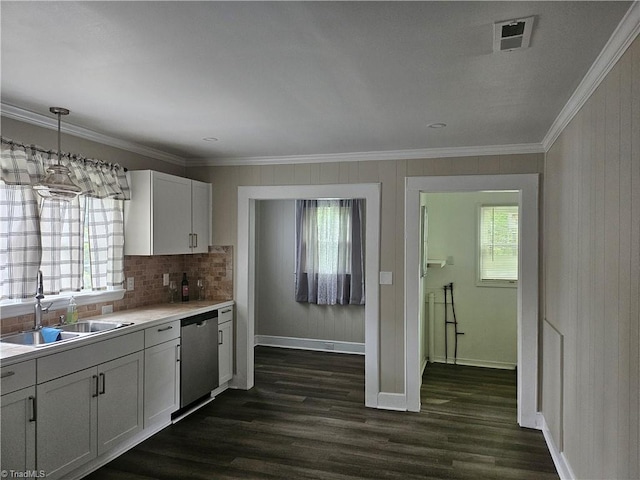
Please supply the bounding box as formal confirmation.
[0,1,633,164]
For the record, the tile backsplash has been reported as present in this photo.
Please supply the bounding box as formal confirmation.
[1,246,233,335]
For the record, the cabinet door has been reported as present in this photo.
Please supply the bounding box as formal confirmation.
[37,367,98,479]
[152,172,192,255]
[218,320,233,384]
[144,338,180,428]
[1,386,36,472]
[97,351,144,455]
[191,180,211,254]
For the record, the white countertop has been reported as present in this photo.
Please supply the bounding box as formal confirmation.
[0,300,234,365]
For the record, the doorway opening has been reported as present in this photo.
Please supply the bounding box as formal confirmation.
[235,184,381,408]
[405,174,539,428]
[420,191,519,370]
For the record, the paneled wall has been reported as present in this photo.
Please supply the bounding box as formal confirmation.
[188,153,543,392]
[543,36,639,478]
[255,200,365,343]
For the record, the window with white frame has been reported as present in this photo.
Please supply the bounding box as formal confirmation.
[478,204,519,284]
[0,138,128,313]
[294,199,365,305]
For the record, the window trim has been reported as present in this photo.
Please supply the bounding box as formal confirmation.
[0,288,125,319]
[476,203,519,288]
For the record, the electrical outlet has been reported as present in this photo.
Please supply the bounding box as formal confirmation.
[101,305,113,315]
[127,277,134,291]
[163,273,170,286]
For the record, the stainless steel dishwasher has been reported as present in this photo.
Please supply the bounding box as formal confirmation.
[180,309,219,408]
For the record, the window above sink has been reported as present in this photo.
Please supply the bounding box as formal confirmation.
[0,288,125,319]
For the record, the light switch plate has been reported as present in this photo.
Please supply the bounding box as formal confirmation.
[163,273,170,286]
[379,271,393,285]
[126,277,134,291]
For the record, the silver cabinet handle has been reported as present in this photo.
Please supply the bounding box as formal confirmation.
[157,325,173,332]
[1,370,15,379]
[194,233,198,248]
[188,233,193,248]
[92,375,99,398]
[220,308,232,314]
[28,396,36,422]
[218,330,223,345]
[176,343,181,363]
[99,372,106,395]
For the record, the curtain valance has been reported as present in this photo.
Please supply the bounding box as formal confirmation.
[0,137,130,200]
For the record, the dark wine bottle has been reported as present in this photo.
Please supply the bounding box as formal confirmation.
[181,272,189,302]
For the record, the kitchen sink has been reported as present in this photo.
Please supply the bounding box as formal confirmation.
[0,330,80,347]
[59,320,133,333]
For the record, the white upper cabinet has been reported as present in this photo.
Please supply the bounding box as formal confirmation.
[124,170,212,255]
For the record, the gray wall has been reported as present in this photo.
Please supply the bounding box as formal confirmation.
[255,199,365,343]
[1,116,186,176]
[188,152,543,392]
[543,34,639,478]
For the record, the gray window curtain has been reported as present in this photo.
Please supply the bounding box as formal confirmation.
[295,199,365,305]
[0,137,130,300]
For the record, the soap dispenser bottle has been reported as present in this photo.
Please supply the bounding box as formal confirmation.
[67,296,78,324]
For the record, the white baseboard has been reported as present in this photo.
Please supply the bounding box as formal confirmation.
[255,335,365,355]
[430,356,516,370]
[377,392,407,411]
[540,413,575,480]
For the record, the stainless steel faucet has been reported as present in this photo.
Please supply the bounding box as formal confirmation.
[34,270,51,330]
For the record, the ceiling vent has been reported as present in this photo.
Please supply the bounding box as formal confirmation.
[493,16,535,52]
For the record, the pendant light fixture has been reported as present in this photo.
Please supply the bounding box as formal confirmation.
[33,107,83,200]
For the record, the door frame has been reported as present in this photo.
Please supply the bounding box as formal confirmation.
[404,174,539,428]
[234,183,382,408]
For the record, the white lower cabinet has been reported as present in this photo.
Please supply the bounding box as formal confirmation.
[1,386,36,472]
[97,352,145,454]
[144,338,180,427]
[36,367,98,478]
[1,360,36,473]
[37,351,144,479]
[218,307,234,385]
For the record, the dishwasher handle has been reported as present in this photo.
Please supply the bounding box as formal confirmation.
[181,310,218,327]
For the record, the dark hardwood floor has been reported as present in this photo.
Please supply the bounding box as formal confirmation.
[86,347,558,479]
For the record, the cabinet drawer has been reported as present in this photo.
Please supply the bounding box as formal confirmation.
[1,360,36,395]
[145,320,180,348]
[218,306,233,325]
[38,331,144,383]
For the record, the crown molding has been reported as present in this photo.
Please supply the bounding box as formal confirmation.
[1,103,187,167]
[188,142,545,167]
[542,1,640,151]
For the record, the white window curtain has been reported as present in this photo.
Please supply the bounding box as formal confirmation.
[295,199,365,305]
[0,137,130,299]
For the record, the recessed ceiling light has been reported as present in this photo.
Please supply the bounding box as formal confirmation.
[427,123,447,129]
[202,137,219,142]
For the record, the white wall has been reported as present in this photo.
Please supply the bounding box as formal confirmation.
[423,191,519,369]
[255,200,365,343]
